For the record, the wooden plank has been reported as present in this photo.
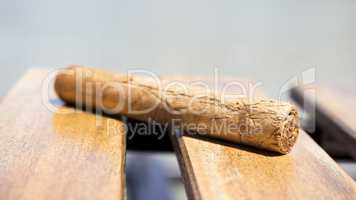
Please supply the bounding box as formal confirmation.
[0,69,126,200]
[162,76,355,198]
[291,85,356,159]
[172,130,356,199]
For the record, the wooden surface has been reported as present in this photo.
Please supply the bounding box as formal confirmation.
[291,85,356,159]
[0,70,126,200]
[161,76,355,199]
[172,130,356,199]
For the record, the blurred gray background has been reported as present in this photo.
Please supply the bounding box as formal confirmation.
[1,0,356,96]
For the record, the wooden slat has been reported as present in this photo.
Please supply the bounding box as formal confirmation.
[0,69,126,200]
[161,76,355,199]
[291,85,356,159]
[172,130,356,199]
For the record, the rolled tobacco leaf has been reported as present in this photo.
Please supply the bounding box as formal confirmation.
[55,65,299,154]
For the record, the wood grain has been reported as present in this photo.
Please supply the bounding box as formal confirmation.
[169,79,356,199]
[291,85,356,159]
[0,69,126,200]
[172,130,356,199]
[165,77,356,199]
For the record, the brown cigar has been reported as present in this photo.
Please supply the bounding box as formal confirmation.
[54,65,299,154]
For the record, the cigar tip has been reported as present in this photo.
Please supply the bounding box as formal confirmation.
[277,107,300,154]
[54,66,79,103]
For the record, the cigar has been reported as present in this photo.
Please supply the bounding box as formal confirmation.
[54,65,299,154]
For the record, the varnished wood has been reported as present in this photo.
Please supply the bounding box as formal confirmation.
[172,130,356,199]
[166,77,356,199]
[169,78,356,199]
[291,85,356,159]
[167,78,356,199]
[0,70,126,200]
